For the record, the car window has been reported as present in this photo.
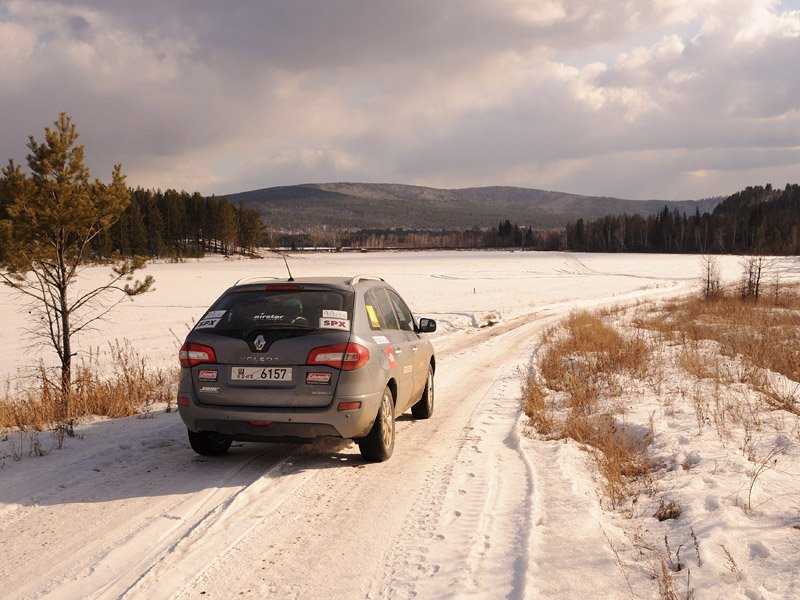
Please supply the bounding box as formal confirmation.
[386,289,415,332]
[364,288,400,330]
[196,289,354,336]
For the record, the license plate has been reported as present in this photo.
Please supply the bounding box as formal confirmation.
[231,366,292,381]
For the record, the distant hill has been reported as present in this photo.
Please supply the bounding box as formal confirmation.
[225,183,721,230]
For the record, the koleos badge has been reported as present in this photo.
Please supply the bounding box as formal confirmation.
[254,334,267,351]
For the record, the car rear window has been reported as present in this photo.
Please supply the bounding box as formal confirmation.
[194,289,355,336]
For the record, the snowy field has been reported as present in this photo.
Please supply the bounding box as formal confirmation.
[0,251,745,383]
[0,251,798,599]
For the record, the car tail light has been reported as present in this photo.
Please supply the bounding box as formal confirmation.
[306,343,370,370]
[179,342,217,367]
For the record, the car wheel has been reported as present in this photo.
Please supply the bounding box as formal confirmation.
[411,365,434,419]
[188,429,232,456]
[358,386,395,462]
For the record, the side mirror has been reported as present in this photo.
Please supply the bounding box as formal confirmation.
[417,318,436,333]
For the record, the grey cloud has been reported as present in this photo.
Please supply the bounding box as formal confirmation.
[67,14,93,42]
[2,1,799,199]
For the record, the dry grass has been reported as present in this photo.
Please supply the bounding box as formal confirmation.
[521,373,554,435]
[677,346,719,380]
[0,340,177,431]
[524,311,653,507]
[639,285,800,398]
[539,312,649,391]
[523,282,800,599]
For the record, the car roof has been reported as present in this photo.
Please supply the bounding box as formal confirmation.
[230,275,386,291]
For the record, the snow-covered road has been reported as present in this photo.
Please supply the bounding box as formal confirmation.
[0,251,780,599]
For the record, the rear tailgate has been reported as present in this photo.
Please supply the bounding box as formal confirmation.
[191,330,351,408]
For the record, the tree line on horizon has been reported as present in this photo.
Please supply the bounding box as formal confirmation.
[564,183,800,255]
[3,180,797,260]
[6,182,797,259]
[264,183,800,255]
[2,153,797,259]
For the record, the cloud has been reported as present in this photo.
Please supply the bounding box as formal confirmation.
[0,0,798,200]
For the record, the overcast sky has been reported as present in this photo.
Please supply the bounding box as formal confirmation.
[1,0,799,200]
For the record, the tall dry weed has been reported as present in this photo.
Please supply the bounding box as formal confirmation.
[524,311,653,506]
[639,286,800,384]
[1,340,177,431]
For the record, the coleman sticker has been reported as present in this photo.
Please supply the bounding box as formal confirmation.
[319,318,350,331]
[372,335,390,345]
[306,372,332,385]
[322,309,348,320]
[195,317,221,329]
[198,369,218,382]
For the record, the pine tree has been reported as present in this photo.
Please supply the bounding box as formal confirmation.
[0,113,153,423]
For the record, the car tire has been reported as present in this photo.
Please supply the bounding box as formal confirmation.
[357,386,395,462]
[188,429,232,456]
[411,366,434,420]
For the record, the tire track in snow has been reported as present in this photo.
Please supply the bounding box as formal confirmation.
[158,316,553,600]
[3,441,295,600]
[111,449,320,600]
[371,316,548,599]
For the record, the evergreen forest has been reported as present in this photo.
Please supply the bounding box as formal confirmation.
[2,181,798,261]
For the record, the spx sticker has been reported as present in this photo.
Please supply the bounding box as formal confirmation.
[195,318,221,329]
[195,309,226,329]
[319,318,350,331]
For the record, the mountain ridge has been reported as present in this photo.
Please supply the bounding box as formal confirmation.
[224,182,721,230]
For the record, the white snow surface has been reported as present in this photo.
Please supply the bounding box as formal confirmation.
[0,251,798,599]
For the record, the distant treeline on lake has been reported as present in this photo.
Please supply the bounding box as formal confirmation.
[4,182,797,261]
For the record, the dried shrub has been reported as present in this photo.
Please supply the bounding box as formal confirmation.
[639,285,800,385]
[524,311,653,507]
[539,312,650,391]
[654,498,683,521]
[1,340,177,431]
[521,372,553,435]
[678,347,718,380]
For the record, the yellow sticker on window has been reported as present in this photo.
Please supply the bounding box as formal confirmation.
[366,304,381,328]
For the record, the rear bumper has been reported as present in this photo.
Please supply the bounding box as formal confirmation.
[178,388,383,441]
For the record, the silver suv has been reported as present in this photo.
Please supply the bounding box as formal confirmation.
[177,275,436,462]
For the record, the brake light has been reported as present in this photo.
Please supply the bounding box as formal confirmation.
[306,343,370,370]
[179,342,217,367]
[265,284,302,291]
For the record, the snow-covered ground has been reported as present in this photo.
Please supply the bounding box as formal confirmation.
[0,251,797,599]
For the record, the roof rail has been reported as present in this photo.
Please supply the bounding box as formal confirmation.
[348,274,384,285]
[234,276,280,286]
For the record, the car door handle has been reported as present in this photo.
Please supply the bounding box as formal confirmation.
[393,345,403,354]
[411,346,418,352]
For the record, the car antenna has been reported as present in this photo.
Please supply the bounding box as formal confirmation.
[283,254,295,281]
